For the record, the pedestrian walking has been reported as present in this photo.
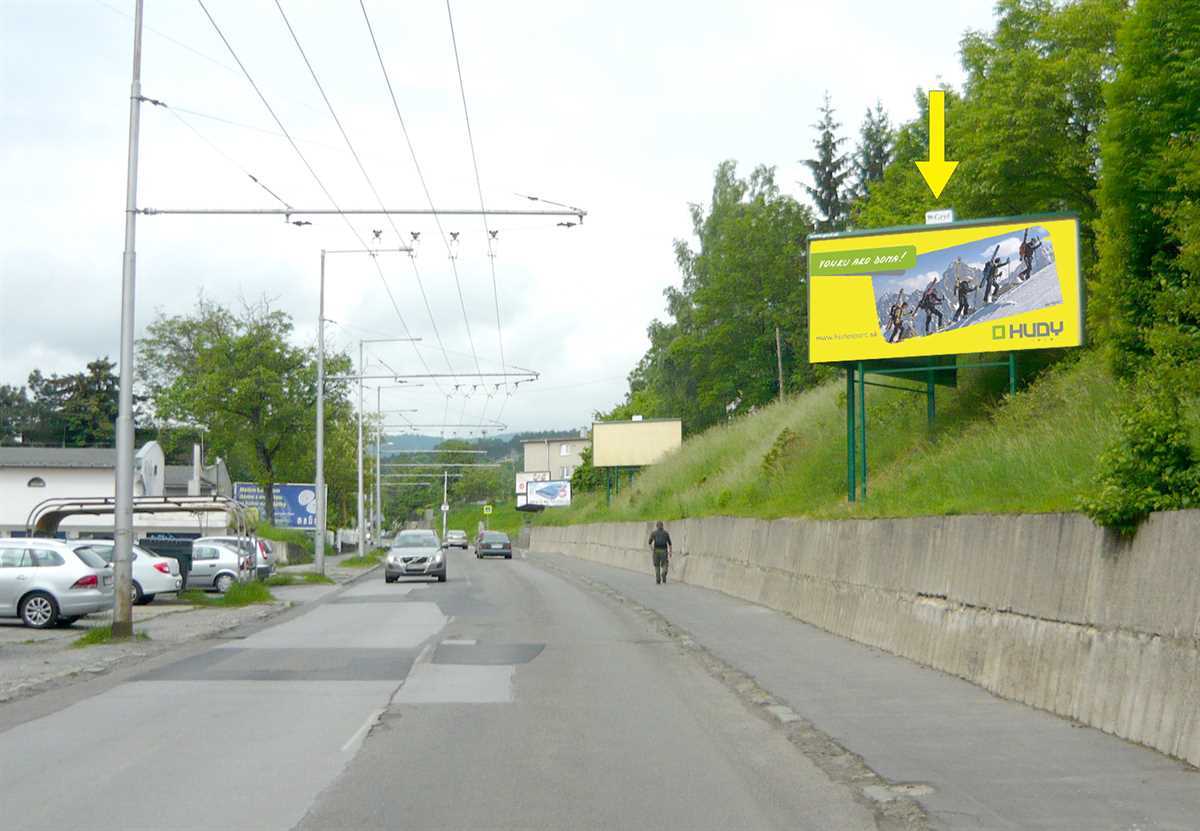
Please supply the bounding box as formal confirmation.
[648,521,672,584]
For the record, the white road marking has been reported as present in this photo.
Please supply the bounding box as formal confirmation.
[442,639,476,645]
[341,707,386,753]
[394,664,515,704]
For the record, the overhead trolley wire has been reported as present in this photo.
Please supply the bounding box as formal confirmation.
[358,0,487,387]
[273,0,455,387]
[195,0,428,376]
[445,0,508,411]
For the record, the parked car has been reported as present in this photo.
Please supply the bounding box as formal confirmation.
[385,530,446,583]
[445,530,469,549]
[0,538,115,628]
[476,531,513,560]
[187,541,249,593]
[67,540,182,605]
[195,535,274,580]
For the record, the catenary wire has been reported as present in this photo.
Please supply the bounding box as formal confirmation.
[358,0,486,388]
[194,0,431,393]
[165,108,293,209]
[445,0,507,412]
[273,0,455,387]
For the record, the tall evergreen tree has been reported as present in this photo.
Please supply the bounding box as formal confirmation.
[852,100,893,200]
[803,92,850,232]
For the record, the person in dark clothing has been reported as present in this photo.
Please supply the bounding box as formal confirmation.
[886,292,908,343]
[981,253,1011,304]
[1018,233,1043,282]
[916,279,945,334]
[953,274,975,321]
[648,521,672,584]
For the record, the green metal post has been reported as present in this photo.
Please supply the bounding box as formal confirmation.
[605,468,612,506]
[847,367,856,502]
[927,369,936,431]
[858,361,867,500]
[1009,352,1017,396]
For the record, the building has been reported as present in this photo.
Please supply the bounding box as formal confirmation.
[521,434,590,481]
[0,445,231,537]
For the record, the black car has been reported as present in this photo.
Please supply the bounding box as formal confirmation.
[475,531,512,559]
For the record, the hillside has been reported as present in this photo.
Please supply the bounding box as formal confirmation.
[540,351,1179,525]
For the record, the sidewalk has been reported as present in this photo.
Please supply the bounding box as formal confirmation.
[0,557,378,705]
[530,551,1199,831]
[280,549,380,584]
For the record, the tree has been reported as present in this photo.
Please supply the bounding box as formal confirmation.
[138,299,353,525]
[16,358,123,446]
[803,92,850,232]
[851,101,893,200]
[570,445,603,493]
[608,162,818,432]
[0,385,33,445]
[1094,0,1200,381]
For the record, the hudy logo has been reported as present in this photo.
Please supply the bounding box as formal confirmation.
[992,321,1064,340]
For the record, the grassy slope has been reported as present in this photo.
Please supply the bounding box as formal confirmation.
[542,351,1129,524]
[444,502,526,539]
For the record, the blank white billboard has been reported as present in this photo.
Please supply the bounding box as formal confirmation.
[592,419,682,468]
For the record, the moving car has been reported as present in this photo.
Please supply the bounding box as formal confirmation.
[476,531,513,560]
[195,535,274,580]
[68,540,183,605]
[445,529,469,549]
[385,530,446,583]
[187,540,249,593]
[0,538,115,628]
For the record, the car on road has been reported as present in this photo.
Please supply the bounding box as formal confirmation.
[68,540,183,605]
[187,540,249,593]
[476,531,513,560]
[0,538,115,628]
[385,530,446,583]
[445,529,469,549]
[195,535,274,580]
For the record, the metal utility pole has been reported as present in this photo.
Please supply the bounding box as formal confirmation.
[112,0,144,639]
[315,248,410,574]
[775,325,785,401]
[442,470,449,539]
[375,387,381,545]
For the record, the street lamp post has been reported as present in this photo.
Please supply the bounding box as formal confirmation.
[314,248,410,573]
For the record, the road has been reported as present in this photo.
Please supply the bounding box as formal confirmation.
[0,549,881,831]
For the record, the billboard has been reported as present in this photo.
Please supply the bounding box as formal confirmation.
[526,480,571,507]
[592,418,683,468]
[515,470,551,495]
[807,214,1082,363]
[232,482,319,529]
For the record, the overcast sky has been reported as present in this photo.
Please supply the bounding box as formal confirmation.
[1,0,996,436]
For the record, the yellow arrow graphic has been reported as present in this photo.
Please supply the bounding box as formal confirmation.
[915,90,958,199]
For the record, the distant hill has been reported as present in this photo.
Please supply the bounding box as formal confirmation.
[381,434,442,453]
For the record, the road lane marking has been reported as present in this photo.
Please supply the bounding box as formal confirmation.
[442,639,476,645]
[341,706,387,753]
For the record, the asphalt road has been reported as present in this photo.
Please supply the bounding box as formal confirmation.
[0,549,880,831]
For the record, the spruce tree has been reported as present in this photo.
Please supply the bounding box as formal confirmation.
[803,92,850,232]
[852,101,893,200]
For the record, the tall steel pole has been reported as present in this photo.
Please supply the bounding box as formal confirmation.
[112,0,144,639]
[442,471,448,539]
[314,250,326,574]
[357,340,365,557]
[375,387,382,544]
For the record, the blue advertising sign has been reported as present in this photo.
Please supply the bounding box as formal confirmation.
[233,482,319,528]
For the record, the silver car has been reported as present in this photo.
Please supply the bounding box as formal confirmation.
[385,530,446,583]
[0,538,115,628]
[187,541,248,593]
[195,535,274,580]
[68,540,183,605]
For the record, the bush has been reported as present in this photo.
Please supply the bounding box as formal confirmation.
[1081,387,1200,534]
[254,524,315,565]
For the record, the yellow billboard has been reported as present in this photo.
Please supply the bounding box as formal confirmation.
[807,214,1082,363]
[592,418,682,468]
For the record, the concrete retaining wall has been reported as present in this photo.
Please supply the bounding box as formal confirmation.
[531,511,1200,766]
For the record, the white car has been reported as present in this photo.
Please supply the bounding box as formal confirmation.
[69,540,183,605]
[0,538,115,628]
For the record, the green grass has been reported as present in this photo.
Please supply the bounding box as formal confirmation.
[179,581,276,607]
[254,524,315,565]
[339,549,384,568]
[264,572,335,586]
[540,351,1140,524]
[70,626,151,648]
[445,502,527,540]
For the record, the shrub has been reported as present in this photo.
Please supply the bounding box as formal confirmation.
[1081,387,1200,534]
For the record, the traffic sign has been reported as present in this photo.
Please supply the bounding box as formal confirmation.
[483,505,493,515]
[440,503,449,512]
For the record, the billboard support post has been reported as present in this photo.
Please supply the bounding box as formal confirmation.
[858,362,867,500]
[926,371,936,431]
[1009,352,1018,396]
[846,368,856,503]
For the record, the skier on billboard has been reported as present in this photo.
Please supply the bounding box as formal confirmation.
[1017,230,1043,282]
[916,278,946,334]
[886,291,908,343]
[952,272,976,322]
[981,245,1010,304]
